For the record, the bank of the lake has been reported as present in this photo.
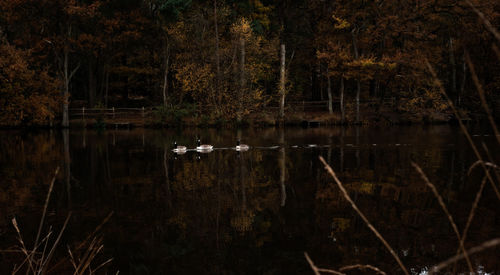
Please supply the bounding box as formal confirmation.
[64,104,461,129]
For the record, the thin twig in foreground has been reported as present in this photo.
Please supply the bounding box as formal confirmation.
[10,231,53,275]
[11,218,35,274]
[411,162,474,273]
[304,252,345,275]
[34,167,60,251]
[339,264,387,275]
[481,143,500,197]
[429,238,500,275]
[464,53,500,145]
[39,213,71,274]
[425,60,500,201]
[468,160,500,175]
[319,156,409,275]
[466,0,500,42]
[460,175,487,249]
[493,45,500,61]
[47,211,114,273]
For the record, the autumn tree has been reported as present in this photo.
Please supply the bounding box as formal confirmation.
[0,42,60,126]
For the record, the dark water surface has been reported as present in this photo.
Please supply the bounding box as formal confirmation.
[0,126,499,274]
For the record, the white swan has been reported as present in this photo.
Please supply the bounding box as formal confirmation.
[196,139,213,152]
[172,141,187,154]
[235,140,249,151]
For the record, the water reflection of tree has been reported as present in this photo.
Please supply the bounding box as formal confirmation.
[1,128,498,273]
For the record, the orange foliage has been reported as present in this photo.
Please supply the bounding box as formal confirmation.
[0,43,60,126]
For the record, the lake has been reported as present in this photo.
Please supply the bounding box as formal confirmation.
[0,126,499,274]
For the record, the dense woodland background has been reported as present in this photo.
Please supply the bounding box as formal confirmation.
[0,0,499,126]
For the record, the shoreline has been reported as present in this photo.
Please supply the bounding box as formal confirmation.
[0,111,483,130]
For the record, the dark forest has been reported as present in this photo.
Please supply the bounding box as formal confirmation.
[1,0,499,126]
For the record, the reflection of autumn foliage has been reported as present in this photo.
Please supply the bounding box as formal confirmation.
[231,209,255,233]
[2,128,499,273]
[0,44,60,126]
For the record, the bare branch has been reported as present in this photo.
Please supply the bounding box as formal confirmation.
[34,167,59,254]
[69,63,81,81]
[319,156,409,275]
[459,175,487,252]
[466,0,500,42]
[425,60,500,201]
[411,162,473,273]
[339,264,387,275]
[304,252,345,275]
[40,213,72,274]
[429,238,500,274]
[464,53,500,144]
[468,160,500,175]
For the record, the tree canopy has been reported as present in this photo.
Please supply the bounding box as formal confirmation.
[0,0,499,125]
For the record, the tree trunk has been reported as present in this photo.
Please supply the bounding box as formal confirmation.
[327,67,333,114]
[63,129,71,207]
[104,68,109,108]
[352,29,361,124]
[62,49,69,128]
[238,38,246,123]
[162,47,170,107]
[356,80,360,124]
[214,0,221,113]
[279,127,286,206]
[279,44,286,121]
[88,60,96,107]
[317,62,322,100]
[163,145,172,207]
[340,77,345,124]
[340,127,345,171]
[355,126,360,168]
[459,51,467,107]
[449,37,456,100]
[61,25,79,128]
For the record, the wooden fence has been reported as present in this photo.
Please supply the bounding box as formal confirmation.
[69,107,154,120]
[69,98,442,120]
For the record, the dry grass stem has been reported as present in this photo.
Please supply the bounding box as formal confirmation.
[339,264,387,275]
[304,252,345,275]
[6,167,113,274]
[466,0,500,42]
[481,143,500,193]
[425,60,500,201]
[319,156,410,275]
[18,167,60,274]
[38,225,53,272]
[493,45,500,61]
[429,238,500,274]
[411,162,474,273]
[460,175,487,248]
[34,167,60,251]
[11,218,35,273]
[464,53,500,144]
[93,258,114,273]
[77,212,113,251]
[67,246,77,270]
[468,160,500,175]
[10,231,53,275]
[48,211,114,273]
[39,213,71,274]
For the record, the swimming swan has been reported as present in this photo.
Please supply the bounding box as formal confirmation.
[172,141,187,154]
[235,140,249,151]
[196,139,213,151]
